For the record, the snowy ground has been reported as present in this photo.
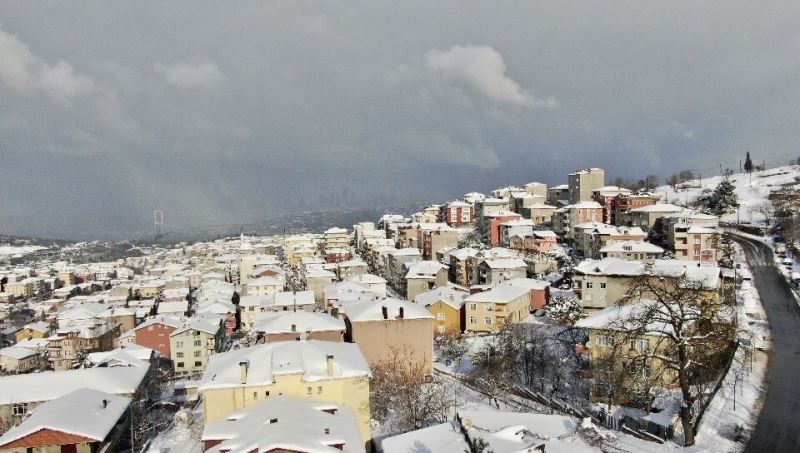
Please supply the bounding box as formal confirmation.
[657,165,800,225]
[0,244,46,257]
[145,402,203,453]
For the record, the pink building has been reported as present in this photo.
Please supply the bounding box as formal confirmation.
[489,212,523,246]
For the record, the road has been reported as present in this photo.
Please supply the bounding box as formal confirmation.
[735,236,800,452]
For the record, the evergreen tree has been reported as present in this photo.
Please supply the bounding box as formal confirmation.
[744,151,753,173]
[700,179,739,216]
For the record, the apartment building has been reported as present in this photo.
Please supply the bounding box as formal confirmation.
[170,317,226,376]
[464,283,532,333]
[568,168,605,203]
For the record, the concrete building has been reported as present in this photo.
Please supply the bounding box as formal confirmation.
[342,298,435,372]
[404,261,448,301]
[464,283,532,333]
[573,258,645,311]
[170,317,226,376]
[198,341,372,444]
[414,287,468,335]
[568,168,605,204]
[252,311,345,343]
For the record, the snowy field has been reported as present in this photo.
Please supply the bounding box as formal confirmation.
[657,165,800,225]
[0,244,46,257]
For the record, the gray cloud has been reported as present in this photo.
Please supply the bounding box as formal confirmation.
[0,1,798,239]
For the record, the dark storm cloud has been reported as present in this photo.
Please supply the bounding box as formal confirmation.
[0,1,798,238]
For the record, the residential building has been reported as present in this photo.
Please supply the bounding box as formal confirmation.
[552,202,604,236]
[14,321,50,343]
[133,315,184,357]
[198,341,371,443]
[252,311,345,343]
[613,192,660,226]
[547,184,570,206]
[342,298,435,372]
[624,203,684,230]
[418,225,459,261]
[414,286,468,335]
[322,227,350,253]
[478,258,528,284]
[201,396,366,453]
[404,261,448,301]
[600,241,665,263]
[0,389,130,452]
[346,274,387,298]
[170,317,226,376]
[47,321,121,371]
[591,186,631,224]
[464,283,532,333]
[573,258,645,311]
[443,201,474,226]
[506,277,551,311]
[305,268,337,304]
[242,276,284,296]
[0,347,37,373]
[569,168,605,203]
[0,367,148,432]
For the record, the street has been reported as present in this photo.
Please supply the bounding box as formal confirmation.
[736,237,800,452]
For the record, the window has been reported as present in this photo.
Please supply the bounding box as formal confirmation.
[595,334,614,347]
[12,403,27,416]
[265,391,270,397]
[484,317,492,325]
[176,352,184,358]
[600,282,606,289]
[253,392,258,399]
[470,317,477,324]
[194,350,201,357]
[586,282,593,289]
[437,313,445,321]
[469,304,477,311]
[307,386,313,395]
[177,362,184,368]
[631,338,650,352]
[176,341,183,347]
[317,386,323,394]
[438,325,446,334]
[194,361,202,367]
[194,340,202,346]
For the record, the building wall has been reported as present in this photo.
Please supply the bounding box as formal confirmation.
[201,374,371,447]
[465,293,531,333]
[264,330,343,342]
[135,323,176,357]
[406,271,447,301]
[349,318,434,373]
[170,329,221,375]
[573,275,632,311]
[14,328,45,343]
[426,301,464,335]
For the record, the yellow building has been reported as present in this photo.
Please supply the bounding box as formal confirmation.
[198,340,372,445]
[14,322,50,343]
[414,287,468,335]
[464,283,531,333]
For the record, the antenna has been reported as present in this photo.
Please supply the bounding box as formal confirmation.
[153,210,164,235]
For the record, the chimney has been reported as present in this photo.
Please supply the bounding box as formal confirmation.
[102,399,108,409]
[381,306,388,320]
[239,360,248,384]
[290,324,296,332]
[326,354,334,377]
[398,307,404,319]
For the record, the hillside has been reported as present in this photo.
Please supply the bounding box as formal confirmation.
[657,165,800,225]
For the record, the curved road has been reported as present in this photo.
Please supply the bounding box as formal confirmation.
[735,236,800,452]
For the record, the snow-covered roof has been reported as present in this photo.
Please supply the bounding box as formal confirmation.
[273,291,315,307]
[22,321,51,333]
[0,346,36,360]
[414,286,469,310]
[464,283,530,304]
[157,300,189,314]
[574,258,645,277]
[0,389,130,447]
[344,297,434,322]
[201,396,364,453]
[405,261,447,279]
[459,410,594,453]
[87,344,154,366]
[199,340,370,391]
[568,201,603,209]
[600,241,665,253]
[381,420,468,453]
[483,258,527,269]
[172,317,223,337]
[346,273,387,285]
[304,268,337,279]
[629,203,684,213]
[0,366,148,405]
[506,278,550,291]
[252,311,345,335]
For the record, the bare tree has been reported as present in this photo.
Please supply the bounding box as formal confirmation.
[370,346,457,434]
[611,274,737,446]
[434,331,468,363]
[750,202,776,227]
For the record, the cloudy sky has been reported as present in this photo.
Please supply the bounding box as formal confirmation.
[1,1,798,239]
